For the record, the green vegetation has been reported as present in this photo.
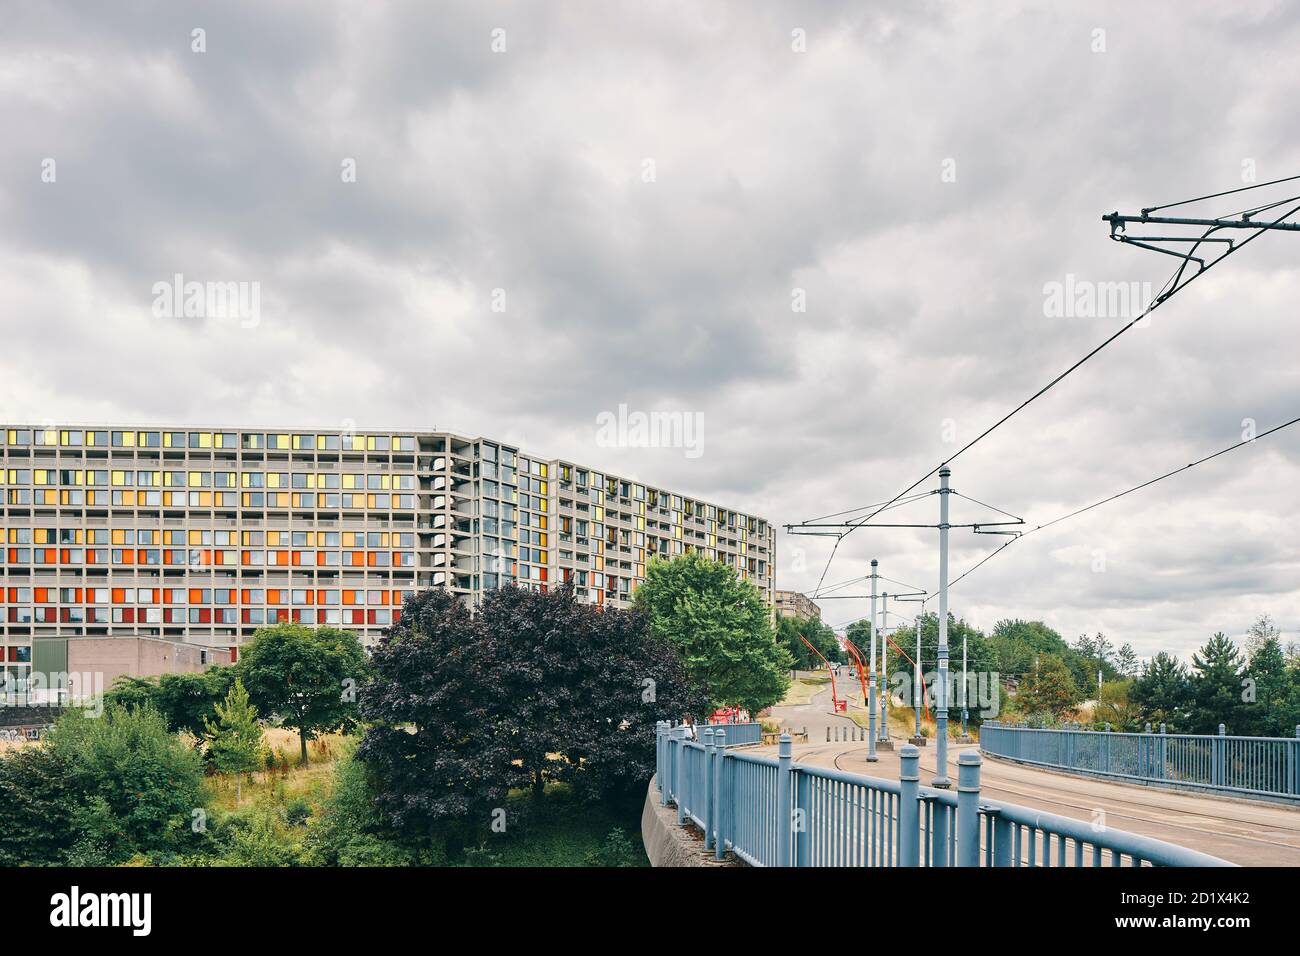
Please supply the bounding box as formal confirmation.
[203,679,266,802]
[635,552,793,714]
[779,676,831,707]
[238,624,370,766]
[777,613,841,669]
[358,582,704,858]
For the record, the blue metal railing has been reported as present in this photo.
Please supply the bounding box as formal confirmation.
[655,723,1235,867]
[697,722,762,745]
[981,721,1300,802]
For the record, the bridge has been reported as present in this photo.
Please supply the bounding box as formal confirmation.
[646,686,1300,867]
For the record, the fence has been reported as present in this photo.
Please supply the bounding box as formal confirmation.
[655,723,1234,867]
[981,721,1300,802]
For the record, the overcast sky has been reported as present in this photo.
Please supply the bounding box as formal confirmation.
[2,1,1298,665]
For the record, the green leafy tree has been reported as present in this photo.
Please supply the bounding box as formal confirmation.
[203,678,266,802]
[1016,653,1080,722]
[1129,652,1192,731]
[105,667,237,744]
[45,704,207,864]
[0,745,80,866]
[1094,679,1141,730]
[1115,643,1139,679]
[988,619,1070,678]
[778,614,840,670]
[238,624,369,766]
[1243,636,1293,737]
[1189,633,1246,734]
[634,553,792,715]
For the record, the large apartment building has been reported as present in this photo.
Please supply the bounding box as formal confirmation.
[0,424,775,682]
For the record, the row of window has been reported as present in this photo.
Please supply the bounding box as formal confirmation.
[8,529,415,547]
[3,587,410,605]
[4,490,418,509]
[3,548,416,567]
[2,470,419,490]
[4,429,417,452]
[7,607,399,626]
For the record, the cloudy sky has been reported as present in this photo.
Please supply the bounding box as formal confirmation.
[3,1,1298,664]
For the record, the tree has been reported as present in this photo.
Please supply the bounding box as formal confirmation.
[1016,654,1080,722]
[1115,643,1139,679]
[0,745,81,866]
[238,624,369,766]
[1243,636,1292,737]
[1245,614,1280,659]
[358,588,511,851]
[634,553,792,715]
[1130,652,1192,731]
[1094,680,1141,730]
[105,667,237,744]
[777,614,839,671]
[44,704,207,864]
[1189,633,1247,734]
[988,619,1070,678]
[203,679,266,802]
[358,585,705,853]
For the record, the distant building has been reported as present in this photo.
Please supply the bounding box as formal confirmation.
[5,636,232,707]
[774,589,821,621]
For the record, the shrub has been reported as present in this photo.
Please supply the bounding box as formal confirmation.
[582,828,643,867]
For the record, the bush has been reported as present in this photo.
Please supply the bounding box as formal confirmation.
[217,807,303,867]
[283,796,312,827]
[302,755,416,866]
[582,828,642,867]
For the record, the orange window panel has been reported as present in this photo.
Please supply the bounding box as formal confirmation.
[112,589,126,604]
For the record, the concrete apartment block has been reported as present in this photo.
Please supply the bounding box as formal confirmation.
[0,424,775,691]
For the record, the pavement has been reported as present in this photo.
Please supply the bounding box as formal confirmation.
[763,687,1300,866]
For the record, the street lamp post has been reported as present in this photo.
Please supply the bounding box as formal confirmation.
[866,559,878,762]
[933,465,952,789]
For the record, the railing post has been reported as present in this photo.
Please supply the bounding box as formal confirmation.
[776,733,793,867]
[898,744,920,867]
[702,729,716,850]
[657,721,669,803]
[1292,726,1300,797]
[1103,722,1111,775]
[930,796,948,868]
[673,726,687,825]
[794,757,811,867]
[990,808,1012,867]
[1159,723,1167,782]
[1213,723,1225,788]
[956,751,981,867]
[714,738,729,861]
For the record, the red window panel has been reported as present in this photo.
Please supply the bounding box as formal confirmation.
[272,608,289,624]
